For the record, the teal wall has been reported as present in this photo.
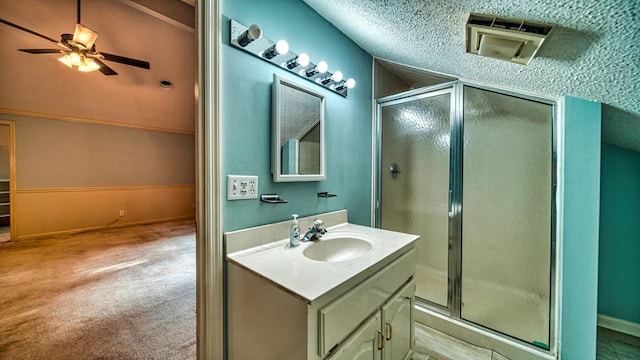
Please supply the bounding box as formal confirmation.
[221,0,373,232]
[599,142,640,324]
[560,96,601,359]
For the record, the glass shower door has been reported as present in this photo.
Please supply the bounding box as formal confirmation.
[379,89,452,307]
[460,86,553,347]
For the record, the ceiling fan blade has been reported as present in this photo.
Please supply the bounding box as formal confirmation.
[18,49,63,54]
[101,52,150,70]
[93,58,118,76]
[0,18,58,44]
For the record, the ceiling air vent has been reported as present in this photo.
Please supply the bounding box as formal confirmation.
[465,13,554,65]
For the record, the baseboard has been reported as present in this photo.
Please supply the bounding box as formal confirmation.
[598,314,640,338]
[16,215,195,241]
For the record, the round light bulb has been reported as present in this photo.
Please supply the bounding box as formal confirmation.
[69,52,82,66]
[345,78,356,89]
[77,61,91,72]
[331,71,343,82]
[237,24,262,47]
[58,55,73,68]
[275,40,289,55]
[85,58,100,71]
[297,53,310,67]
[246,24,262,41]
[316,61,328,73]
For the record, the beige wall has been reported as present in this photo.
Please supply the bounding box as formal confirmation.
[15,185,194,239]
[1,112,195,239]
[14,115,194,188]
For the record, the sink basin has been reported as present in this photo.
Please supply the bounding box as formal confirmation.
[302,234,376,262]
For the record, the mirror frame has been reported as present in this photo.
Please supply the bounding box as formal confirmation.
[272,73,326,182]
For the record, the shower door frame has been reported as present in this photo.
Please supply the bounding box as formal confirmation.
[374,80,560,356]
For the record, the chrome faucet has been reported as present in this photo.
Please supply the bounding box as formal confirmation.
[301,219,327,242]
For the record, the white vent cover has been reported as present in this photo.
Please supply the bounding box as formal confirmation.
[466,14,554,65]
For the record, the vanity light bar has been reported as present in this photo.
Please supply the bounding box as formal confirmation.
[229,19,354,98]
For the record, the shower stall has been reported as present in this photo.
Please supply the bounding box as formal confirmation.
[375,81,557,356]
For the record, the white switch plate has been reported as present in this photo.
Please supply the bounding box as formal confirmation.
[227,175,258,200]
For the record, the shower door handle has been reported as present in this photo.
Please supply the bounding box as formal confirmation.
[390,162,400,179]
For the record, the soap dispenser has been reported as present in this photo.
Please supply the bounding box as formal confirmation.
[289,214,300,247]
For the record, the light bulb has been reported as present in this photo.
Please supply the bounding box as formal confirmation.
[316,61,328,73]
[305,60,329,77]
[58,55,73,68]
[297,53,310,67]
[285,52,310,69]
[333,78,356,91]
[345,78,356,89]
[85,58,100,71]
[275,40,289,55]
[320,71,344,85]
[263,40,289,59]
[68,52,82,66]
[237,24,262,47]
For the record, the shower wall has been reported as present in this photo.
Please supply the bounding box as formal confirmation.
[599,143,640,325]
[377,83,554,349]
[460,87,552,346]
[560,96,601,359]
[380,91,452,307]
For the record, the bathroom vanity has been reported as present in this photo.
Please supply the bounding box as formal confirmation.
[225,210,419,360]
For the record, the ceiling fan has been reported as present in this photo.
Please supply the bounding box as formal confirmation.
[0,0,150,76]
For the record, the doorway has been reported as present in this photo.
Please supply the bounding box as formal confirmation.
[375,81,556,352]
[0,120,15,243]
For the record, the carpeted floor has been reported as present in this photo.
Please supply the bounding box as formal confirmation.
[0,220,196,360]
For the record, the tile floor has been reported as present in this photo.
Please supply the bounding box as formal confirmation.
[413,322,509,359]
[597,327,640,360]
[413,323,640,360]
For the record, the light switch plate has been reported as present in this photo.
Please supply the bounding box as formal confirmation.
[227,175,258,200]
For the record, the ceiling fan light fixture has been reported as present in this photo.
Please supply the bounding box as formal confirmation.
[58,55,73,68]
[78,58,100,72]
[73,23,98,50]
[1,1,149,76]
[68,52,83,66]
[58,52,100,73]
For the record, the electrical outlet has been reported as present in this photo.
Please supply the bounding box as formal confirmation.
[119,210,125,217]
[227,175,258,200]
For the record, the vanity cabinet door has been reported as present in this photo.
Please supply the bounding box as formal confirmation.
[319,249,415,356]
[381,279,415,360]
[327,311,382,360]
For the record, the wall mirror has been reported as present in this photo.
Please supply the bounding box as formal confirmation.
[272,74,326,182]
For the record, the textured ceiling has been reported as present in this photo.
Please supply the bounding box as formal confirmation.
[303,0,640,151]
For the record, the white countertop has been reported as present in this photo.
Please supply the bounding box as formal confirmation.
[226,222,419,303]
